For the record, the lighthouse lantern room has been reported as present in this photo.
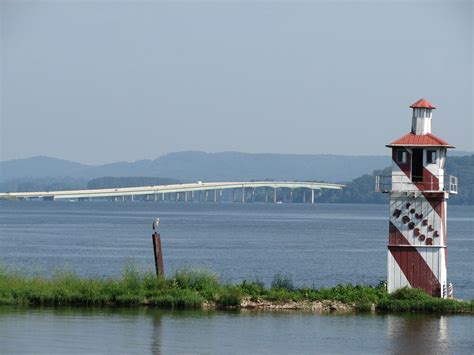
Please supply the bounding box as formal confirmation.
[376,98,458,298]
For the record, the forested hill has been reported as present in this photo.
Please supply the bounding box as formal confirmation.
[86,177,180,189]
[0,152,390,183]
[319,155,473,205]
[0,177,180,193]
[0,154,472,205]
[446,154,474,205]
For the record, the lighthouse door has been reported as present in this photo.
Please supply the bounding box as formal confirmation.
[412,149,423,182]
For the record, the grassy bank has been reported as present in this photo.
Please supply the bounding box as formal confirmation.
[0,266,472,313]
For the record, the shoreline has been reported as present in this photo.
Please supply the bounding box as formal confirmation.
[238,298,356,313]
[3,299,473,315]
[1,267,472,315]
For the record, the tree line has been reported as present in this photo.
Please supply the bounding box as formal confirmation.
[318,155,473,205]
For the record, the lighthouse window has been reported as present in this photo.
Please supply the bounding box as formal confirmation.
[396,150,407,164]
[427,150,437,164]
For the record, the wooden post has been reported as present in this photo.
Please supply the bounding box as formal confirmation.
[152,232,164,277]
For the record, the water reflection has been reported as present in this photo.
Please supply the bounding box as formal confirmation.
[150,310,162,355]
[0,307,473,354]
[387,314,449,354]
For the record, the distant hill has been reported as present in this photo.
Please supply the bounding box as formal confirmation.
[0,156,88,181]
[0,152,391,183]
[0,153,471,205]
[86,177,180,189]
[446,150,474,157]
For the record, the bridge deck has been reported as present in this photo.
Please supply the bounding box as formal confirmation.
[0,181,344,200]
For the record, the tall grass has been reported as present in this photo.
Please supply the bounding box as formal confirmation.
[377,287,474,313]
[0,266,472,313]
[0,266,203,309]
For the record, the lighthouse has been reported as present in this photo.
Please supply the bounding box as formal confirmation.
[376,98,458,298]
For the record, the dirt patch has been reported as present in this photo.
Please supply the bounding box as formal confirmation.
[239,297,356,313]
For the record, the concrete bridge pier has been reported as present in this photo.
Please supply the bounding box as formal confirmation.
[273,187,277,203]
[242,187,245,203]
[311,189,315,204]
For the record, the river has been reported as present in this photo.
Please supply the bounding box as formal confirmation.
[0,201,473,353]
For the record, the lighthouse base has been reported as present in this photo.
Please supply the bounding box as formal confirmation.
[387,193,448,298]
[387,246,446,297]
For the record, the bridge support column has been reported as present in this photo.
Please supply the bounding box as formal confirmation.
[205,190,208,202]
[303,189,306,203]
[290,189,293,203]
[191,191,195,202]
[265,188,268,203]
[185,192,188,202]
[214,190,217,203]
[311,189,315,204]
[242,187,245,203]
[273,188,277,203]
[219,189,223,202]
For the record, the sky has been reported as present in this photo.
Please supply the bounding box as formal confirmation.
[1,0,472,164]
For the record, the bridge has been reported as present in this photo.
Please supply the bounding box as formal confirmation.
[0,181,344,203]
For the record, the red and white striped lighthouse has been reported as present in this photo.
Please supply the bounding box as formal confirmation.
[376,98,458,298]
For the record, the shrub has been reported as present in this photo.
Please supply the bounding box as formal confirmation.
[313,284,387,304]
[389,287,431,301]
[172,267,220,292]
[377,287,473,313]
[271,274,294,291]
[216,286,242,308]
[122,263,142,291]
[239,279,265,297]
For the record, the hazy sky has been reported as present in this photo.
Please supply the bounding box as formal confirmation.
[1,0,472,164]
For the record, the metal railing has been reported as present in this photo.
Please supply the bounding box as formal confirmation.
[375,175,458,194]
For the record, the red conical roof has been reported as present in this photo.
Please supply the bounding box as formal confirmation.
[410,98,436,109]
[387,132,454,148]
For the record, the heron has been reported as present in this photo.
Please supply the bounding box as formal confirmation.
[152,218,160,232]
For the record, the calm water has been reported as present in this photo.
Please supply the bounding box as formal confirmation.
[0,201,473,353]
[0,307,473,354]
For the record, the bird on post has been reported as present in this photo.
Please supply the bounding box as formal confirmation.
[152,218,160,232]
